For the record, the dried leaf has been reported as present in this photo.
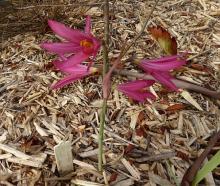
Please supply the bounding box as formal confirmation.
[166,103,186,112]
[124,144,134,154]
[148,26,177,55]
[180,91,203,111]
[190,64,209,72]
[135,128,144,137]
[109,172,118,183]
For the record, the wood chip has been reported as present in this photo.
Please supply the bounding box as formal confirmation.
[149,172,174,186]
[54,141,73,175]
[0,143,31,159]
[121,158,141,180]
[181,91,203,111]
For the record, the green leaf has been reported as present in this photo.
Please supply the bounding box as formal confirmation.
[192,150,220,186]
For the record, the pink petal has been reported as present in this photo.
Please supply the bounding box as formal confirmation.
[141,55,182,63]
[151,72,178,91]
[91,37,101,57]
[48,20,89,43]
[54,52,89,70]
[84,16,91,34]
[118,80,155,91]
[51,73,86,89]
[140,59,186,72]
[41,42,82,54]
[119,89,155,102]
[53,62,89,74]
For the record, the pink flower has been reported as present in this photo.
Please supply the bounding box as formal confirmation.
[51,63,97,89]
[117,80,156,102]
[41,16,100,69]
[139,55,186,91]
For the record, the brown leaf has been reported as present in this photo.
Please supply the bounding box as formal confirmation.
[125,144,135,154]
[109,172,118,183]
[148,26,177,55]
[166,103,186,112]
[135,128,144,137]
[190,64,209,72]
[137,111,146,125]
[176,150,189,161]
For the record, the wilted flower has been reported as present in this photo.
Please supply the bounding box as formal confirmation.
[117,80,155,102]
[139,55,186,91]
[41,16,100,69]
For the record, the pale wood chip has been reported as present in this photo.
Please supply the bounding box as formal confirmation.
[129,111,140,130]
[73,159,97,171]
[148,172,174,186]
[71,179,104,186]
[54,141,73,175]
[114,178,135,186]
[7,157,42,168]
[34,122,49,137]
[181,91,203,111]
[121,158,141,180]
[78,148,99,158]
[0,153,12,160]
[0,143,31,159]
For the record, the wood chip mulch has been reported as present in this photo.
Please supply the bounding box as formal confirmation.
[0,0,220,185]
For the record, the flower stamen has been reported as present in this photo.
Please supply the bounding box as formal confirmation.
[80,39,93,48]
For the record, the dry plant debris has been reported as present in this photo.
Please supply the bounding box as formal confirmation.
[0,0,220,185]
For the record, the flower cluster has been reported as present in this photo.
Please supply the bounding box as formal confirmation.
[41,17,187,103]
[118,55,186,102]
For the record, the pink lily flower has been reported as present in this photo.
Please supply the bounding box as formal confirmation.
[41,16,100,69]
[139,55,186,91]
[117,80,156,102]
[51,64,97,89]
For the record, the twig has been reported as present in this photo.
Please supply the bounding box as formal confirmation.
[181,130,220,186]
[98,98,107,172]
[104,129,139,147]
[114,69,220,99]
[99,0,110,172]
[135,151,176,162]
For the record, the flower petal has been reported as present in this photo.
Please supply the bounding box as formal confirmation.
[54,52,89,71]
[53,62,89,74]
[41,42,82,54]
[119,89,155,102]
[140,59,186,72]
[151,72,178,91]
[141,55,182,63]
[51,73,86,89]
[48,20,89,43]
[84,16,91,34]
[118,80,155,91]
[91,37,101,57]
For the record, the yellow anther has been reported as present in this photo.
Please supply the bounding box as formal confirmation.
[80,40,93,48]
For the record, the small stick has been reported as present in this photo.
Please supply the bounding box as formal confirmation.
[99,0,110,172]
[135,151,176,162]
